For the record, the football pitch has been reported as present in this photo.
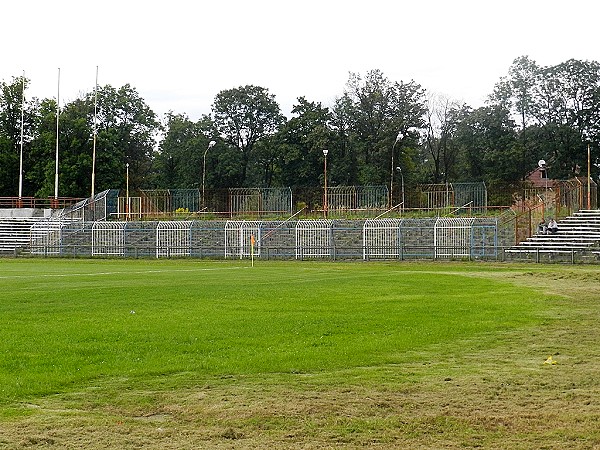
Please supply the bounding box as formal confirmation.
[0,258,599,449]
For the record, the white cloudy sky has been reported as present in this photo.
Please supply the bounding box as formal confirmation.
[3,0,599,121]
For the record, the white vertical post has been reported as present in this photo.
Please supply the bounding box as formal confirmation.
[18,71,25,201]
[587,143,591,210]
[126,162,130,220]
[91,66,98,199]
[54,68,60,200]
[390,131,403,208]
[202,140,216,208]
[323,149,329,218]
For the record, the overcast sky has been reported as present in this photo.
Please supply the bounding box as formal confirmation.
[3,0,599,121]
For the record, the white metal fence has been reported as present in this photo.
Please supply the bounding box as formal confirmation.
[295,219,333,259]
[25,218,500,260]
[156,221,192,258]
[225,221,261,259]
[30,221,66,255]
[92,222,126,256]
[434,218,475,258]
[363,218,402,259]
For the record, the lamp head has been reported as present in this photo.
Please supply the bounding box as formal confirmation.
[323,149,329,156]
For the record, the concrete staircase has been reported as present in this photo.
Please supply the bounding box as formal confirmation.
[505,210,600,260]
[0,218,39,254]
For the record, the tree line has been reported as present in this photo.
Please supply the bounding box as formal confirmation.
[1,56,599,203]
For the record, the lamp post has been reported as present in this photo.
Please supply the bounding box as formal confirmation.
[538,159,548,218]
[126,162,130,220]
[323,149,329,218]
[396,166,405,214]
[538,159,548,198]
[202,140,217,209]
[587,143,591,210]
[390,132,403,208]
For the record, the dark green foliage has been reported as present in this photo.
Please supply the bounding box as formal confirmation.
[1,59,599,198]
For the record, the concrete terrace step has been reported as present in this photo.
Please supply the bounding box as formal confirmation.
[505,248,591,253]
[543,230,600,236]
[509,210,600,256]
[509,241,598,248]
[559,220,600,227]
[525,238,598,244]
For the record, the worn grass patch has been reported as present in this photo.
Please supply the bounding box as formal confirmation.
[0,259,599,448]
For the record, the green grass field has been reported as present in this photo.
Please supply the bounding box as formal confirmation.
[0,258,599,449]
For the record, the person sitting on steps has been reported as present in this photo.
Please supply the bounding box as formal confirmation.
[547,218,558,234]
[538,219,547,234]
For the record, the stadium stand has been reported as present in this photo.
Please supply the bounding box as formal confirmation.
[505,210,600,260]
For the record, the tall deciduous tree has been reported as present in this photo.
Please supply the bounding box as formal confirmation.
[49,97,94,198]
[0,75,36,197]
[423,94,469,183]
[211,85,285,186]
[27,98,57,197]
[273,97,333,187]
[93,84,159,191]
[333,70,426,185]
[491,57,600,179]
[155,113,208,189]
[455,105,520,188]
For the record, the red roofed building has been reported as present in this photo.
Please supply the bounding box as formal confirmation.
[525,167,556,188]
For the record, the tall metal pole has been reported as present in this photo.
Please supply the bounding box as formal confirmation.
[390,132,403,208]
[54,67,60,200]
[202,140,216,209]
[397,166,405,213]
[91,66,98,199]
[587,143,591,210]
[18,71,25,202]
[126,162,130,220]
[323,149,329,218]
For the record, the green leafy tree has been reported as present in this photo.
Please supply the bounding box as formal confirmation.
[155,113,241,191]
[27,98,58,197]
[455,105,520,189]
[273,97,333,187]
[491,57,600,180]
[329,94,358,185]
[0,75,36,197]
[423,94,470,183]
[27,84,160,198]
[491,56,540,132]
[52,97,94,197]
[93,84,159,191]
[155,113,207,189]
[333,70,426,185]
[211,85,285,186]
